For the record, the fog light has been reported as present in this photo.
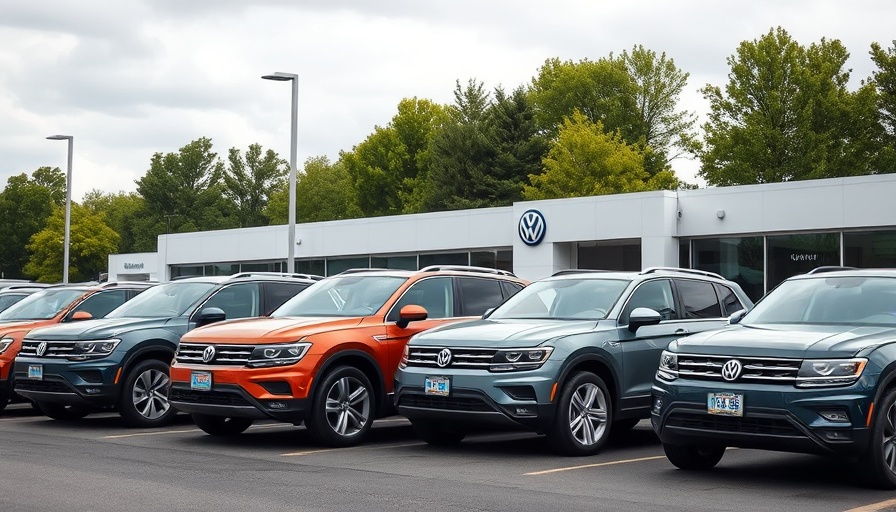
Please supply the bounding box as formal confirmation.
[268,401,286,410]
[513,406,536,417]
[84,388,101,394]
[652,397,663,414]
[822,430,852,441]
[819,410,850,423]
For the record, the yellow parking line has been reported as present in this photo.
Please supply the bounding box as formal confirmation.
[281,441,422,457]
[524,455,668,475]
[844,498,896,512]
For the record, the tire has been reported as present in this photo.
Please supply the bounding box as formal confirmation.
[192,413,253,436]
[857,387,896,489]
[306,366,375,447]
[547,371,613,456]
[663,443,726,470]
[0,381,10,414]
[35,401,91,421]
[411,420,466,446]
[118,359,176,428]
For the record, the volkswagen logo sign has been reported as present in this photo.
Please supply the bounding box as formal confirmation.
[436,348,452,368]
[36,342,48,357]
[202,345,216,363]
[518,209,546,246]
[721,359,743,381]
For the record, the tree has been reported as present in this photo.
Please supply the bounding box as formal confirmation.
[871,40,896,171]
[82,190,149,253]
[699,27,884,185]
[264,156,362,223]
[0,168,62,278]
[24,203,120,283]
[523,112,678,200]
[223,144,287,227]
[488,86,551,203]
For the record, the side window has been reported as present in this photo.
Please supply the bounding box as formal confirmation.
[619,279,677,324]
[458,277,504,317]
[677,279,723,319]
[714,284,746,316]
[69,290,128,320]
[263,282,309,315]
[388,277,454,322]
[201,283,260,320]
[501,281,525,300]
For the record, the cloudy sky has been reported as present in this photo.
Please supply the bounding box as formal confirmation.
[1,0,893,201]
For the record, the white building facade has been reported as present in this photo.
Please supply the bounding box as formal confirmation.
[108,174,896,302]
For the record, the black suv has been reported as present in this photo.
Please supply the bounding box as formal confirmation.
[15,273,320,427]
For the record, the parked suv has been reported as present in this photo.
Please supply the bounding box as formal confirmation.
[394,267,752,456]
[0,282,152,412]
[652,268,896,488]
[168,266,527,446]
[0,284,50,314]
[14,273,319,426]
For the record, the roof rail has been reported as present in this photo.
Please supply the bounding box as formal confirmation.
[418,265,517,277]
[230,272,325,281]
[640,267,725,280]
[807,266,857,275]
[551,269,615,277]
[334,268,393,276]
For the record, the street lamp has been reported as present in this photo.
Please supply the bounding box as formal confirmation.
[46,134,73,284]
[262,71,298,273]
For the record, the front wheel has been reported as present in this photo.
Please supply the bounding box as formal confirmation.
[35,401,91,421]
[663,443,725,470]
[118,359,176,428]
[411,420,466,446]
[306,366,375,447]
[192,414,253,436]
[547,371,612,456]
[857,387,896,489]
[0,381,10,414]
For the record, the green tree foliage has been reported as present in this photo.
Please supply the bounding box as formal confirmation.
[523,112,678,200]
[342,98,448,216]
[264,156,362,224]
[224,144,287,227]
[871,40,896,171]
[0,168,62,279]
[82,190,148,253]
[24,203,120,283]
[136,137,240,234]
[700,27,884,185]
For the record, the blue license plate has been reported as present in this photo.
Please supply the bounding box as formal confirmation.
[190,371,212,391]
[707,392,743,417]
[424,376,450,396]
[28,365,43,380]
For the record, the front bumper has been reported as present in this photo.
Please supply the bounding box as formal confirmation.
[13,357,120,407]
[651,378,874,457]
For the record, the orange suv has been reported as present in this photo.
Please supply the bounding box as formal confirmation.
[169,266,526,446]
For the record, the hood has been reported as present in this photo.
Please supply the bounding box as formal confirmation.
[0,320,45,334]
[672,323,896,359]
[182,316,365,344]
[411,319,599,348]
[25,317,182,340]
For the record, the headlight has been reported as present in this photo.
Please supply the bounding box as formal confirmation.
[247,342,311,368]
[69,339,120,360]
[490,347,553,372]
[0,337,13,354]
[656,350,678,381]
[796,358,867,387]
[398,344,409,370]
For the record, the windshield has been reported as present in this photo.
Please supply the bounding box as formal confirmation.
[0,288,86,321]
[0,294,28,313]
[273,275,407,317]
[488,278,630,320]
[743,276,896,326]
[106,281,217,318]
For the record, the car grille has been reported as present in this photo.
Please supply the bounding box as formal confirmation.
[399,394,493,412]
[176,343,255,365]
[677,353,801,383]
[16,380,71,393]
[19,340,78,358]
[406,346,498,369]
[666,412,804,437]
[168,388,253,407]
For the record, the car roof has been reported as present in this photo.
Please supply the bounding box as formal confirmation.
[168,272,325,285]
[331,266,523,281]
[549,267,730,283]
[790,267,896,280]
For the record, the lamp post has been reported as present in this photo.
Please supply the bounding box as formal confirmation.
[262,72,298,273]
[46,135,73,284]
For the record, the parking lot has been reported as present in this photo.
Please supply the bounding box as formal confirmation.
[2,403,895,512]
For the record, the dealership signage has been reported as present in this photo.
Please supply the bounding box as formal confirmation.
[518,209,547,246]
[123,263,145,270]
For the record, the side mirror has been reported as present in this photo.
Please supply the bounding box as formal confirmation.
[628,307,662,333]
[728,309,747,325]
[71,311,93,321]
[396,304,427,329]
[196,307,226,328]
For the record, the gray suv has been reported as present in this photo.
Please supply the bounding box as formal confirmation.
[394,267,752,455]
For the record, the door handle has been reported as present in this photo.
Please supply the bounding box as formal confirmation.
[674,328,689,335]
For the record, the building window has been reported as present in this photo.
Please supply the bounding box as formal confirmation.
[496,250,513,272]
[766,233,840,291]
[419,252,469,269]
[577,240,641,271]
[171,265,204,278]
[845,230,896,268]
[295,260,325,276]
[326,257,370,276]
[205,264,239,276]
[371,255,417,271]
[240,261,284,273]
[679,240,690,268]
[692,237,764,302]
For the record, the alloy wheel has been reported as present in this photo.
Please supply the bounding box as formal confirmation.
[567,382,608,446]
[324,376,371,437]
[132,368,171,420]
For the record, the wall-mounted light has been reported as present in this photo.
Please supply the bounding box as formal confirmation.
[716,209,726,220]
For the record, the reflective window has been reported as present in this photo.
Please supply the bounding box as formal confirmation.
[490,278,629,320]
[295,259,325,276]
[693,237,764,302]
[766,234,840,291]
[263,282,310,315]
[70,290,129,320]
[200,283,260,319]
[0,288,86,320]
[714,284,746,316]
[371,255,417,271]
[388,277,455,321]
[275,275,406,317]
[457,277,503,317]
[845,231,896,268]
[108,282,217,318]
[578,240,641,271]
[327,257,370,276]
[620,280,677,324]
[419,253,468,268]
[675,279,722,319]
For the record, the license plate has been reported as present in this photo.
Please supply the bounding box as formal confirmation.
[707,392,743,417]
[27,365,43,380]
[190,371,212,391]
[424,376,450,396]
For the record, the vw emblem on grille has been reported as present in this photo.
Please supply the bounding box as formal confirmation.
[436,348,452,368]
[721,359,743,381]
[36,342,48,357]
[518,209,546,246]
[202,345,216,363]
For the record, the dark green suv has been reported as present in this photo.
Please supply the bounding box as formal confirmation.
[652,268,896,488]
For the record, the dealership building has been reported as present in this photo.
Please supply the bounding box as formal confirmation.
[108,173,896,302]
